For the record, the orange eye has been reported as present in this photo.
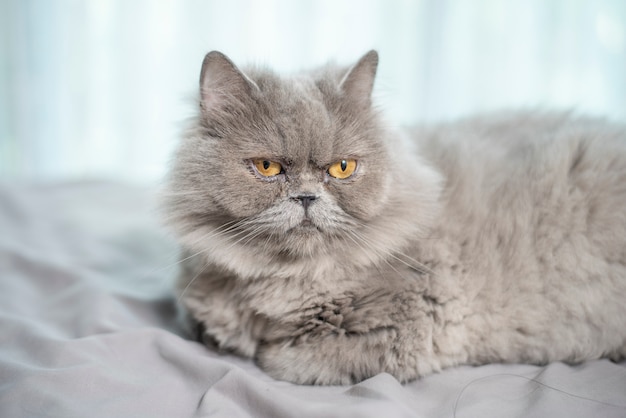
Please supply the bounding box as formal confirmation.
[328,159,357,179]
[253,159,283,177]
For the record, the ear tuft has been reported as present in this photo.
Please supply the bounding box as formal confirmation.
[339,50,379,107]
[199,51,254,112]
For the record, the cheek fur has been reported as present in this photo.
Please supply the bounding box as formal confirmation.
[211,160,287,218]
[327,166,390,220]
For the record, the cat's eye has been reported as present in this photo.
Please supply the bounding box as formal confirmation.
[253,159,283,177]
[328,159,357,179]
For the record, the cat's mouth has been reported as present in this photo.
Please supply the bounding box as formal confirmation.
[300,219,314,227]
[287,217,321,234]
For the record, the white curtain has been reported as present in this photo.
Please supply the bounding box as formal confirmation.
[1,0,625,183]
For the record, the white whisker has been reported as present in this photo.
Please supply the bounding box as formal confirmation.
[351,226,435,277]
[176,260,211,303]
[347,229,414,281]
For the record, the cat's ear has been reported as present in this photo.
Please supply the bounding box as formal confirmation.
[199,51,257,113]
[339,50,379,107]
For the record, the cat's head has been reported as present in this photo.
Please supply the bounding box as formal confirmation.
[164,51,440,273]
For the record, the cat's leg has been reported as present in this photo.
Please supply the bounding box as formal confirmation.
[177,259,268,358]
[183,298,269,358]
[255,289,452,385]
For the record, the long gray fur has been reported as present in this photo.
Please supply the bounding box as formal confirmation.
[162,50,626,385]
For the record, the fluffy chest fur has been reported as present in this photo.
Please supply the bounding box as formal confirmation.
[163,51,626,385]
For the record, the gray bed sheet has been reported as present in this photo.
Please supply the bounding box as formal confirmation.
[1,182,624,418]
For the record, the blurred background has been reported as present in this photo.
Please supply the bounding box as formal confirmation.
[1,0,625,184]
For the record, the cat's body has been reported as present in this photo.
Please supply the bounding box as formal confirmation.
[164,51,626,385]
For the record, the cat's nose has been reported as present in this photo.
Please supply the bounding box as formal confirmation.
[293,194,317,211]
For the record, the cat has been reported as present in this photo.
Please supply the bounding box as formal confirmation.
[162,50,626,385]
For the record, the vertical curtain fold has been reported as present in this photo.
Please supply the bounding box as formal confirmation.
[1,0,625,182]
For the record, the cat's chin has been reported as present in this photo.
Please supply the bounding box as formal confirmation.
[287,221,322,236]
[277,221,330,257]
[300,219,314,227]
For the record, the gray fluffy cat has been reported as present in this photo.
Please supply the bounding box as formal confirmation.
[163,50,626,385]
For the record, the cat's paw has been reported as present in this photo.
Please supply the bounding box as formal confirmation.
[292,292,400,338]
[255,295,408,385]
[255,325,398,385]
[255,289,444,385]
[294,296,355,339]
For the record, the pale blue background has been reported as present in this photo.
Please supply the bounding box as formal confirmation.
[1,0,625,183]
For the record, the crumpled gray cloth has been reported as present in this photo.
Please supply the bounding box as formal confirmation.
[1,182,624,418]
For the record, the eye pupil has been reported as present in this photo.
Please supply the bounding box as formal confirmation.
[328,159,356,179]
[263,160,270,170]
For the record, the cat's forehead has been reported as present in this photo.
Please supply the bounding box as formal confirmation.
[260,75,327,117]
[250,73,341,164]
[252,73,322,111]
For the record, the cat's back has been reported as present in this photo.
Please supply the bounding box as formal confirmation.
[411,111,626,259]
[405,112,626,361]
[414,111,626,185]
[409,111,626,295]
[412,112,626,220]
